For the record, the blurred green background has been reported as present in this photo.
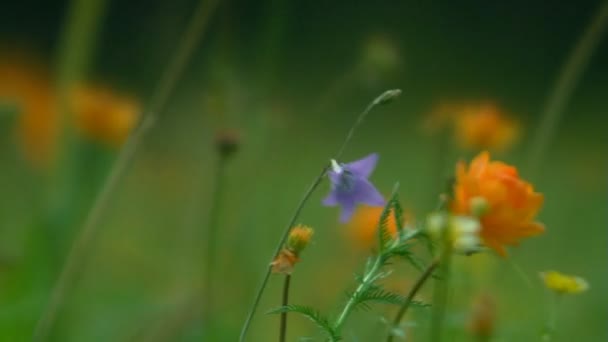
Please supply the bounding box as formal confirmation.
[0,0,606,341]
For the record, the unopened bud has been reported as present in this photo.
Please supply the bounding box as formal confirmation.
[215,129,240,157]
[374,89,402,106]
[470,196,490,217]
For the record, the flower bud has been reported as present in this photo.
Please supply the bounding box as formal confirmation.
[470,196,490,217]
[286,225,314,255]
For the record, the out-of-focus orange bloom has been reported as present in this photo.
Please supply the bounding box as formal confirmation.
[424,102,520,152]
[70,86,141,146]
[346,205,411,250]
[454,103,519,151]
[0,55,58,167]
[451,151,544,256]
[467,293,496,339]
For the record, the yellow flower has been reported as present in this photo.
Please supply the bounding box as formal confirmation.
[286,225,314,255]
[451,151,544,256]
[271,225,314,275]
[540,271,589,294]
[70,85,141,146]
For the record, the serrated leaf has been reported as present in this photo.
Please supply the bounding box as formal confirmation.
[267,305,340,340]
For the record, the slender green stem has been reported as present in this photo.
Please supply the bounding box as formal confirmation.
[238,89,401,342]
[202,153,228,320]
[430,240,453,342]
[542,293,562,341]
[279,275,292,342]
[387,258,440,342]
[334,255,384,335]
[33,1,219,339]
[527,0,608,179]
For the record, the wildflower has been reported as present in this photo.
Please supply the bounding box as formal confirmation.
[271,225,314,275]
[454,103,519,151]
[451,151,544,256]
[467,293,496,339]
[0,55,58,167]
[427,213,482,254]
[323,153,385,223]
[70,85,140,146]
[540,271,589,295]
[423,102,520,152]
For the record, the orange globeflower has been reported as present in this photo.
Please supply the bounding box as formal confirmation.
[347,205,408,250]
[70,86,141,146]
[451,151,544,256]
[454,103,519,151]
[0,55,58,167]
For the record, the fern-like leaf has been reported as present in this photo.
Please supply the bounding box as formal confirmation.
[267,305,340,340]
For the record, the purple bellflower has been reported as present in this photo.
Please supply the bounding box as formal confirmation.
[322,153,385,223]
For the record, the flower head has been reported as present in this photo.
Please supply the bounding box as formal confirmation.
[286,225,314,255]
[450,151,544,256]
[454,103,519,151]
[540,271,589,295]
[323,153,385,223]
[271,225,314,275]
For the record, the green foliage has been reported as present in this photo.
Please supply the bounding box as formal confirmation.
[267,305,340,340]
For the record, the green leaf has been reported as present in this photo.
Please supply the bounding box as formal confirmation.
[267,305,340,340]
[353,284,431,309]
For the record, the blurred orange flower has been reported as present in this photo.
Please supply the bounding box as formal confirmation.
[346,205,411,250]
[454,103,519,151]
[467,293,496,339]
[451,151,544,256]
[70,86,141,146]
[0,56,58,167]
[424,102,520,152]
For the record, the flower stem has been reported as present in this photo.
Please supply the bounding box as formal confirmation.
[334,255,384,335]
[238,89,401,342]
[279,275,292,342]
[202,152,229,324]
[430,242,453,342]
[387,258,440,342]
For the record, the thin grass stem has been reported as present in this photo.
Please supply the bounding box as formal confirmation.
[527,0,608,179]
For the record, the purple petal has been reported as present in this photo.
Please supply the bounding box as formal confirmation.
[339,201,356,223]
[322,192,338,206]
[354,178,385,206]
[345,153,378,178]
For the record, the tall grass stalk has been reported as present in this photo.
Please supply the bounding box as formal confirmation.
[238,89,402,342]
[33,0,219,339]
[527,0,608,179]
